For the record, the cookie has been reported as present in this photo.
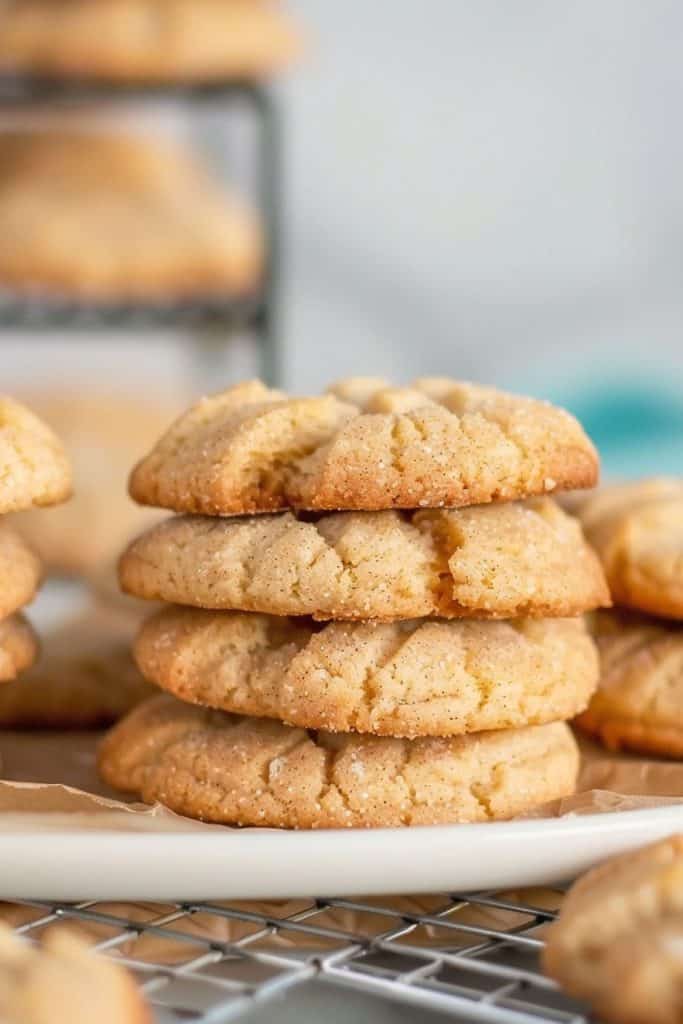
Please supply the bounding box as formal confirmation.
[13,393,174,575]
[0,607,154,728]
[0,922,150,1024]
[0,131,262,300]
[120,498,610,620]
[0,522,42,618]
[129,378,599,516]
[99,693,580,827]
[575,610,683,757]
[134,607,599,738]
[576,478,683,619]
[0,0,301,82]
[0,397,71,513]
[543,835,683,1024]
[0,615,38,682]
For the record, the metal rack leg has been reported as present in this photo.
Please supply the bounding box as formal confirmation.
[253,86,282,387]
[189,83,282,390]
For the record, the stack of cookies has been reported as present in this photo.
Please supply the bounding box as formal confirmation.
[0,397,71,690]
[101,378,610,829]
[571,478,683,757]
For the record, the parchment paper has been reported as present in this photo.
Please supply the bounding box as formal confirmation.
[1,726,683,957]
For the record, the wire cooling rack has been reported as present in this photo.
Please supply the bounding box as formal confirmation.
[0,76,282,384]
[4,890,590,1023]
[0,292,264,330]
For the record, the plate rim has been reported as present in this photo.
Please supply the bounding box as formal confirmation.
[2,804,682,900]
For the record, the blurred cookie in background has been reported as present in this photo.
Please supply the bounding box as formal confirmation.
[574,478,683,620]
[0,602,154,729]
[575,609,683,758]
[0,614,38,684]
[0,395,72,514]
[0,131,263,301]
[544,835,683,1024]
[12,394,174,577]
[0,0,301,83]
[0,921,151,1024]
[0,522,42,619]
[0,395,72,689]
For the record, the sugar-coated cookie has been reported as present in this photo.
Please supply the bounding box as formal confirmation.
[120,498,609,620]
[99,693,580,827]
[134,607,598,738]
[130,378,599,515]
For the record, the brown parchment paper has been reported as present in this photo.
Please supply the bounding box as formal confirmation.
[1,728,683,958]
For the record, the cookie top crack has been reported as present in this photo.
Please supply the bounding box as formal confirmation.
[129,377,599,515]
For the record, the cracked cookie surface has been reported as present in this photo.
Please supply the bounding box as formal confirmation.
[0,131,262,300]
[0,614,38,682]
[543,835,683,1024]
[575,477,683,619]
[120,498,609,620]
[98,693,580,827]
[129,378,599,515]
[0,0,301,82]
[0,396,71,513]
[133,607,599,738]
[575,610,683,757]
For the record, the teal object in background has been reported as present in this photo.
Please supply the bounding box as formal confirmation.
[549,378,683,480]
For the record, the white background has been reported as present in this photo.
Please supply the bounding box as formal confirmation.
[3,1,682,436]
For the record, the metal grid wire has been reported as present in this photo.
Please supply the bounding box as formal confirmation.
[0,74,268,100]
[0,292,265,330]
[5,890,592,1023]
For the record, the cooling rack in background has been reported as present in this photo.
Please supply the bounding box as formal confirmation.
[0,76,281,385]
[6,890,591,1023]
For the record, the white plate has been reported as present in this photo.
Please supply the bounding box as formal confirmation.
[2,805,683,900]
